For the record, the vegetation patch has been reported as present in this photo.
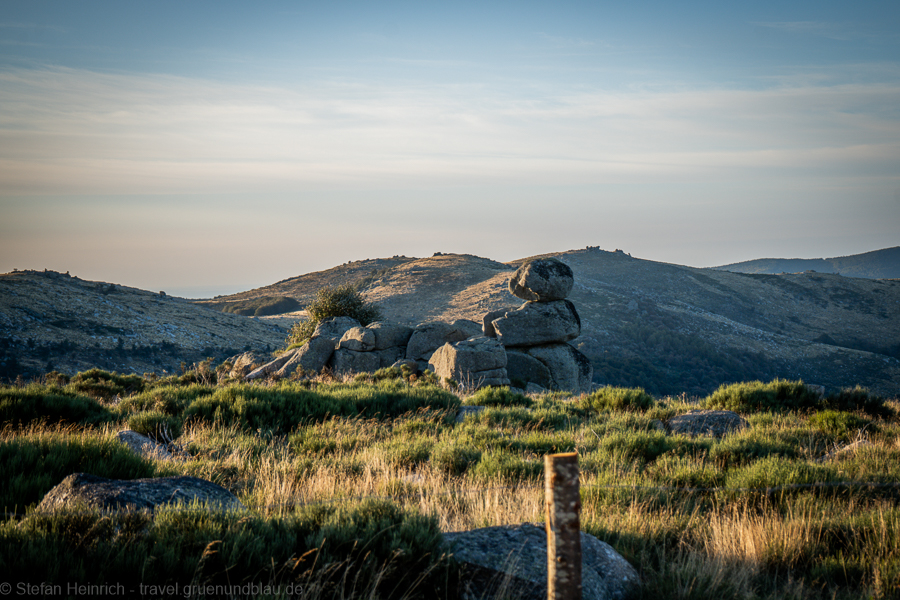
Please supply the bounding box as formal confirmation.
[287,284,382,348]
[580,386,655,412]
[3,367,900,598]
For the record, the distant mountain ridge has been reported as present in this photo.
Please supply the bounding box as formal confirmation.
[711,246,900,279]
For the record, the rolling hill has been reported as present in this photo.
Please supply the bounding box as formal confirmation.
[711,246,900,279]
[203,248,900,397]
[0,269,287,379]
[4,246,900,397]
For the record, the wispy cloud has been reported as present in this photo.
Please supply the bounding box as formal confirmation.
[753,21,866,42]
[0,66,898,196]
[536,32,598,49]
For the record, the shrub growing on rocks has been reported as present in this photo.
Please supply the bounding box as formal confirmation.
[287,285,382,348]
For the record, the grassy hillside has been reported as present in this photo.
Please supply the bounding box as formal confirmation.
[2,368,899,599]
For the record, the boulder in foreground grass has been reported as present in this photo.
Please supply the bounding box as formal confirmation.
[36,473,244,512]
[444,523,639,600]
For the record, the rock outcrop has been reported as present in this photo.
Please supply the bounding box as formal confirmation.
[491,300,581,347]
[406,320,481,370]
[36,473,245,512]
[444,523,639,600]
[485,258,593,393]
[509,259,575,302]
[429,337,510,390]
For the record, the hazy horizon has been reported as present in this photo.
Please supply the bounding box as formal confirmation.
[2,1,899,298]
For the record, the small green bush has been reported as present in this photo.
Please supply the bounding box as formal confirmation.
[809,410,868,439]
[598,430,673,464]
[822,386,889,417]
[580,386,655,412]
[0,431,156,509]
[287,284,382,347]
[703,379,821,413]
[0,385,114,427]
[725,456,838,491]
[465,386,532,408]
[431,441,482,475]
[708,435,799,468]
[472,450,542,482]
[2,500,449,597]
[127,410,183,441]
[68,368,145,399]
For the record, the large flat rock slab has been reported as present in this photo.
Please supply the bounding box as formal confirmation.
[36,473,245,512]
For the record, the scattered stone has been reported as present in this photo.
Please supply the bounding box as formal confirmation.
[666,410,748,438]
[244,349,297,381]
[508,258,574,302]
[483,307,515,337]
[374,347,405,368]
[274,336,335,377]
[338,326,376,352]
[525,382,547,395]
[429,337,509,390]
[444,523,639,600]
[116,430,173,461]
[391,358,420,373]
[223,351,267,378]
[36,473,245,513]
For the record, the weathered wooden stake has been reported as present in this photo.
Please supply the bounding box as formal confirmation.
[545,452,581,600]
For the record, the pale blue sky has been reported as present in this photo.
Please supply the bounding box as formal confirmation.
[1,1,898,297]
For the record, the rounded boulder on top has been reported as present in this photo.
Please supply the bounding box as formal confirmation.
[509,258,574,302]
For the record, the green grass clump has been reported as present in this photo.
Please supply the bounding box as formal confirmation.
[0,385,115,428]
[1,499,450,598]
[580,386,655,412]
[725,456,839,491]
[703,378,822,413]
[116,383,216,416]
[183,381,459,434]
[465,386,532,408]
[68,368,146,400]
[0,430,156,510]
[808,410,869,440]
[126,410,183,441]
[822,385,889,417]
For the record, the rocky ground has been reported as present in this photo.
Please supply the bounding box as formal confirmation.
[0,269,287,379]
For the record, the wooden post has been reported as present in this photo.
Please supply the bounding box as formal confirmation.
[545,452,581,600]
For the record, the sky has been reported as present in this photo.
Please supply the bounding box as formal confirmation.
[1,1,899,298]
